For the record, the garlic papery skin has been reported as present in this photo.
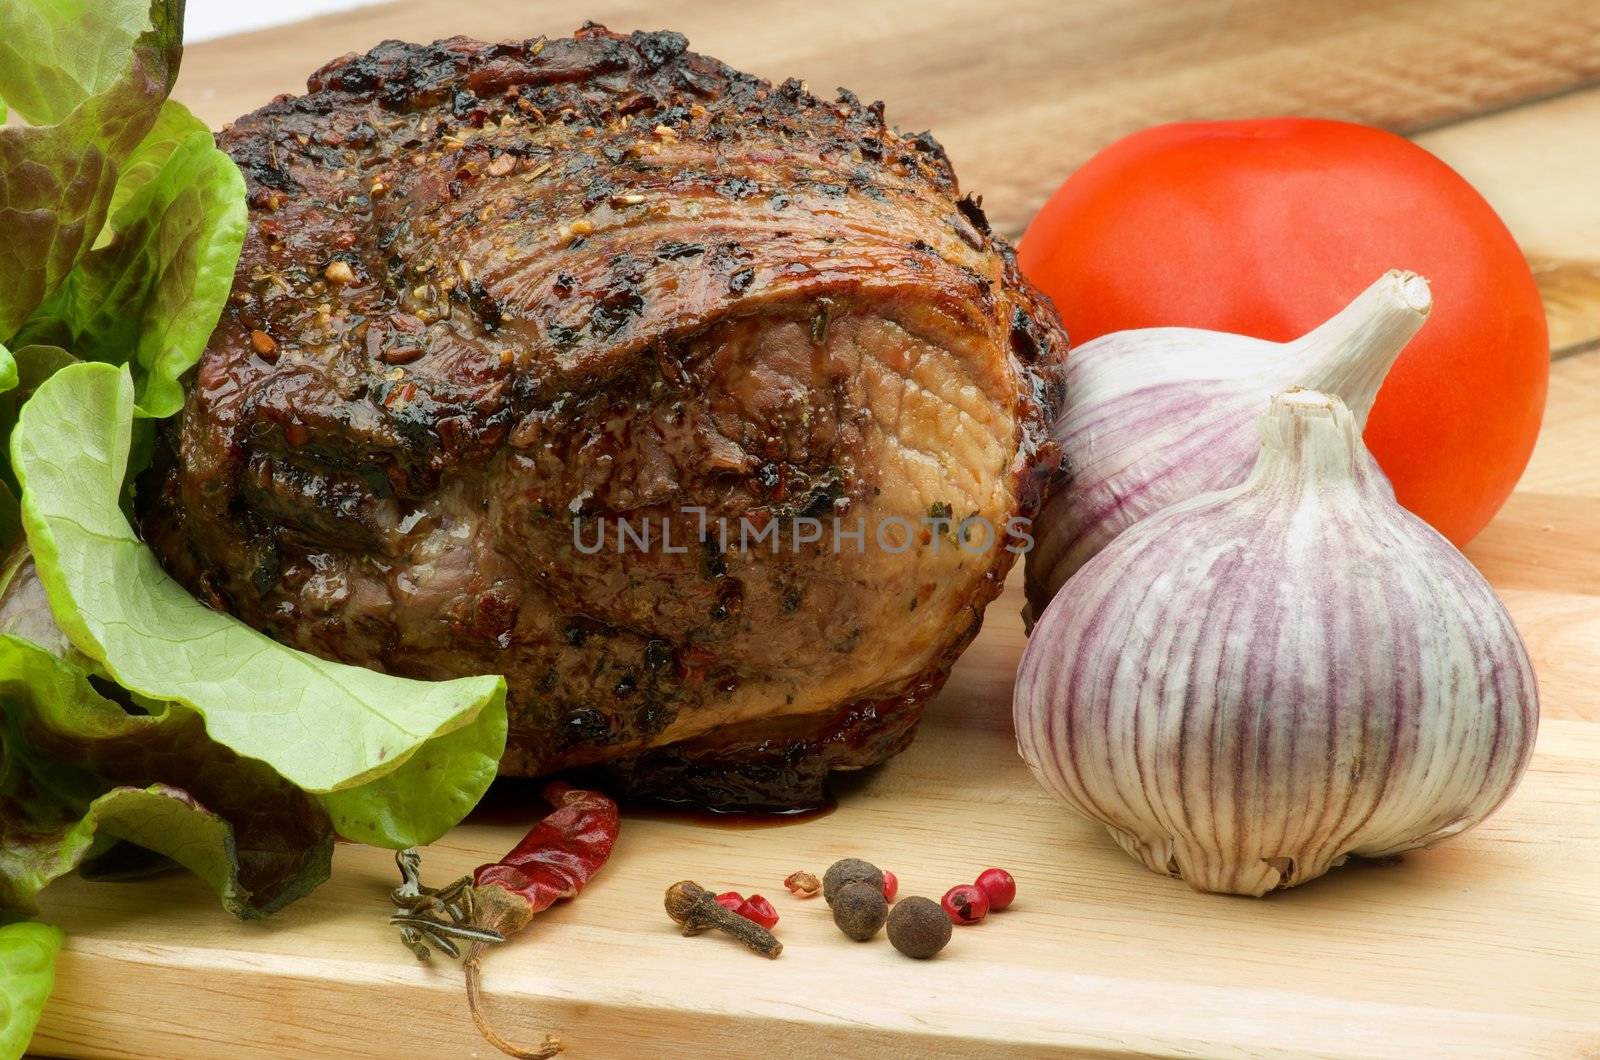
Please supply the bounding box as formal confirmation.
[1013,389,1537,896]
[1024,270,1432,625]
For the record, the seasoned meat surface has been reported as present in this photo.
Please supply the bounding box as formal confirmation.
[140,24,1067,807]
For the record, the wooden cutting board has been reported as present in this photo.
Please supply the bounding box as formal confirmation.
[31,350,1600,1056]
[28,1,1600,1055]
[28,589,1600,1058]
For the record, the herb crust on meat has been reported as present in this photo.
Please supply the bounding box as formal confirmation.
[140,23,1067,807]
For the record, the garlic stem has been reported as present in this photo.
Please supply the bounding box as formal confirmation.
[1290,270,1431,423]
[1250,388,1365,486]
[1024,268,1434,623]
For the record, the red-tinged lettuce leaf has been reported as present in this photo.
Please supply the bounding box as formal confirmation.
[0,0,183,344]
[0,2,155,125]
[0,921,61,1060]
[0,629,334,920]
[12,101,246,418]
[98,100,211,246]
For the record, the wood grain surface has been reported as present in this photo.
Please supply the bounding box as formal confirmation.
[31,577,1600,1058]
[25,1,1600,1056]
[172,0,1600,240]
[172,0,1600,355]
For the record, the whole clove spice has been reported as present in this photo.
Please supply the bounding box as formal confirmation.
[665,881,782,959]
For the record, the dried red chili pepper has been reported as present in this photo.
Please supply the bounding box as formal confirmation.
[470,781,620,931]
[389,781,621,1059]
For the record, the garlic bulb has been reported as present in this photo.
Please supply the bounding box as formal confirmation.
[1024,270,1432,623]
[1013,389,1537,896]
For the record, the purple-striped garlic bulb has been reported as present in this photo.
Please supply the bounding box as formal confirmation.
[1014,389,1538,896]
[1024,270,1433,625]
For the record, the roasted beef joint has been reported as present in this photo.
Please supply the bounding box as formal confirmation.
[140,24,1068,807]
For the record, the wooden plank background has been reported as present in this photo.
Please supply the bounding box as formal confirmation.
[173,0,1600,356]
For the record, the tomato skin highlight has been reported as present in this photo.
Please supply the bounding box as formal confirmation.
[1019,118,1548,546]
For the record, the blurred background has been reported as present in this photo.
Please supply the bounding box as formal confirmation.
[177,0,1600,362]
[185,0,384,41]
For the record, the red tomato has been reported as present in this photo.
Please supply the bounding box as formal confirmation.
[1019,118,1548,547]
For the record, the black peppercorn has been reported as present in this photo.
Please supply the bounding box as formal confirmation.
[887,896,951,959]
[823,857,883,906]
[832,880,888,941]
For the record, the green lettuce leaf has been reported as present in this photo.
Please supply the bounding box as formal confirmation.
[13,363,508,848]
[0,346,76,552]
[0,921,60,1060]
[321,705,507,847]
[98,99,210,247]
[0,345,76,500]
[0,1,154,124]
[14,104,246,418]
[0,0,183,340]
[0,626,334,918]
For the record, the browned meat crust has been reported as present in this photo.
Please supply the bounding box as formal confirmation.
[139,24,1067,807]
